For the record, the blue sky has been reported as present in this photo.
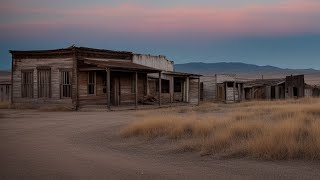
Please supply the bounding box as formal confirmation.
[1,0,320,70]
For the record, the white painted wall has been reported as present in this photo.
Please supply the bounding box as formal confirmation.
[132,54,174,71]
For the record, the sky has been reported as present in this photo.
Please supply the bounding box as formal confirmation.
[1,0,320,70]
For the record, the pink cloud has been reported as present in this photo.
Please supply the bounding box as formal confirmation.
[1,0,320,36]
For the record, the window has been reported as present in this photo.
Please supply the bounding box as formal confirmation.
[161,79,170,93]
[88,72,96,95]
[21,70,33,98]
[37,69,51,98]
[174,78,182,92]
[227,82,234,88]
[5,85,10,96]
[60,71,72,98]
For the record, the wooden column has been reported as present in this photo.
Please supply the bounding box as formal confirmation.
[198,78,201,105]
[233,82,236,102]
[158,72,162,106]
[186,77,189,103]
[135,72,138,109]
[106,68,111,110]
[170,76,174,104]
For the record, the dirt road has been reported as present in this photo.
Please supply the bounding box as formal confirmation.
[1,109,320,180]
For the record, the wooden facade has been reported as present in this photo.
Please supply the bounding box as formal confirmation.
[200,74,244,103]
[244,75,305,100]
[10,46,201,110]
[0,80,11,102]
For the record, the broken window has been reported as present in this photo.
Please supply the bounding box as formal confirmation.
[161,79,170,93]
[60,70,72,98]
[21,70,33,98]
[227,82,234,88]
[38,69,51,98]
[88,71,96,95]
[174,78,182,93]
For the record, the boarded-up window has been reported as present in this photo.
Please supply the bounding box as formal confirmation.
[60,71,72,98]
[88,72,96,95]
[37,69,51,98]
[21,71,33,98]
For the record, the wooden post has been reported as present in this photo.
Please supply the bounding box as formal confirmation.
[106,68,111,110]
[170,76,174,105]
[186,77,189,103]
[158,72,162,106]
[135,72,138,109]
[198,78,200,105]
[233,82,236,102]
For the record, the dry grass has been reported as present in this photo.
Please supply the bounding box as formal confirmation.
[0,101,11,109]
[122,98,320,160]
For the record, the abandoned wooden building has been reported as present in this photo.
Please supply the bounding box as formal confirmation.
[200,74,244,103]
[0,80,11,102]
[10,46,201,110]
[304,84,320,98]
[244,75,305,100]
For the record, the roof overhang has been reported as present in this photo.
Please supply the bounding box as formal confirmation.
[79,58,161,73]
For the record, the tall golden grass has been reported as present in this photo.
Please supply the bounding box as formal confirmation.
[121,98,320,160]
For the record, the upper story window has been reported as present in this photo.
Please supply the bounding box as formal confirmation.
[21,70,34,98]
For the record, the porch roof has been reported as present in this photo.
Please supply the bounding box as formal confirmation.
[162,71,201,78]
[244,78,285,88]
[80,58,161,73]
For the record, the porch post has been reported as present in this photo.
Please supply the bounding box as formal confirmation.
[158,71,161,106]
[135,72,138,109]
[170,76,174,105]
[106,68,111,110]
[198,77,201,105]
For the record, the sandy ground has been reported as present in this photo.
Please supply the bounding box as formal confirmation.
[1,109,320,180]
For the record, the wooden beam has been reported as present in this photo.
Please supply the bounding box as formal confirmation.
[135,72,138,109]
[159,72,162,106]
[106,68,111,110]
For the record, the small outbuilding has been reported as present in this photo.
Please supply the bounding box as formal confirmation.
[0,80,11,102]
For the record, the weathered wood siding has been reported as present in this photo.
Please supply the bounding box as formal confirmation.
[200,76,215,101]
[12,57,74,107]
[189,78,199,105]
[0,84,11,102]
[133,54,174,71]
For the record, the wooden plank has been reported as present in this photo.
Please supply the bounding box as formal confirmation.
[135,72,138,108]
[106,68,111,109]
[159,72,161,106]
[198,78,200,105]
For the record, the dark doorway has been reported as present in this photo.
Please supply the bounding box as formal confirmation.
[293,87,298,97]
[271,86,275,99]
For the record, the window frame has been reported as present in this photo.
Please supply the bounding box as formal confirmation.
[60,69,72,99]
[88,71,96,95]
[37,68,51,98]
[21,70,34,98]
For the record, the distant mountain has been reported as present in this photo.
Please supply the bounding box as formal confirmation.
[175,62,319,75]
[0,71,11,81]
[175,62,320,85]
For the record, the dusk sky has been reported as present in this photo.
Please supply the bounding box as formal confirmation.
[1,0,320,70]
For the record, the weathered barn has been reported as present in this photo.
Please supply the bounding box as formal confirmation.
[244,79,286,100]
[10,46,200,110]
[200,74,244,103]
[244,75,305,100]
[0,80,11,102]
[305,84,320,97]
[285,75,305,98]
